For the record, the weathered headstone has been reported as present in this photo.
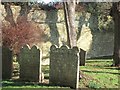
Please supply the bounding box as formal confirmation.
[79,48,86,66]
[49,45,80,89]
[19,45,42,82]
[2,46,13,79]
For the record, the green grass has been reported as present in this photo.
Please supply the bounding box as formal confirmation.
[2,80,67,89]
[80,59,119,88]
[2,59,120,89]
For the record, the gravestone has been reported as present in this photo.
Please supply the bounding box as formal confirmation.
[49,45,80,89]
[2,46,13,79]
[79,48,86,66]
[19,45,42,82]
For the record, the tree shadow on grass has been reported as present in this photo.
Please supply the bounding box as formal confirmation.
[87,56,113,60]
[85,60,113,67]
[2,79,57,87]
[82,70,120,75]
[86,60,112,63]
[44,76,49,80]
[104,67,120,70]
[2,79,70,89]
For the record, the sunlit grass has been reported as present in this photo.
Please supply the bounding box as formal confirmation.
[80,59,119,88]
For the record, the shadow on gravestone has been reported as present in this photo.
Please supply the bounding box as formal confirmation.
[49,45,80,89]
[18,45,43,82]
[2,46,13,80]
[79,48,86,66]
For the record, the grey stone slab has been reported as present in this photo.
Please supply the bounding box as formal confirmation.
[19,45,42,82]
[49,45,80,89]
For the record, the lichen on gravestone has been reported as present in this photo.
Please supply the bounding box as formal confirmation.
[49,45,80,89]
[19,44,43,82]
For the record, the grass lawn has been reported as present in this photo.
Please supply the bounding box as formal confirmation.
[80,59,119,89]
[2,59,120,89]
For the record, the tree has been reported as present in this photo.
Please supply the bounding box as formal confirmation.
[63,0,77,48]
[110,2,120,67]
[2,2,45,54]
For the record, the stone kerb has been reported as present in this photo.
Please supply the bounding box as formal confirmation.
[19,45,42,82]
[49,45,80,89]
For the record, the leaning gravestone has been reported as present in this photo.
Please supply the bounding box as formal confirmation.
[2,46,13,79]
[49,45,80,89]
[19,45,42,82]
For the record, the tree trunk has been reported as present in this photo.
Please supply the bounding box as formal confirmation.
[63,2,71,47]
[63,1,76,48]
[67,1,76,48]
[110,2,120,67]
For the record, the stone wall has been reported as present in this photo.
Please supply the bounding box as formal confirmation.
[0,5,114,61]
[87,32,114,58]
